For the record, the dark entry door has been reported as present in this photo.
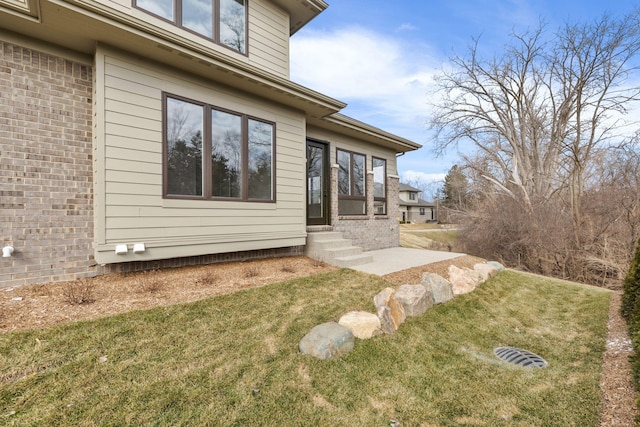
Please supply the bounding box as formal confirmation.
[306,140,330,225]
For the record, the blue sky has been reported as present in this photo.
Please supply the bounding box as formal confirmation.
[290,0,637,187]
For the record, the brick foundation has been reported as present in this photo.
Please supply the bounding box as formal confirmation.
[0,42,95,287]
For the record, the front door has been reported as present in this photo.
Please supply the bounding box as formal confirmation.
[306,140,330,225]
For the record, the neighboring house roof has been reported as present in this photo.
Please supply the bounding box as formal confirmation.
[399,198,436,208]
[399,183,421,192]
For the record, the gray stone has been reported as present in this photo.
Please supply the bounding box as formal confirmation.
[338,311,382,339]
[474,263,499,281]
[395,284,433,317]
[299,322,355,360]
[487,261,505,271]
[448,265,483,295]
[374,287,406,334]
[421,272,454,304]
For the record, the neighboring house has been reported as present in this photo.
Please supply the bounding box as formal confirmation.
[0,0,421,287]
[399,184,437,223]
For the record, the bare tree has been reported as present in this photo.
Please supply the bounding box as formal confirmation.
[431,10,640,285]
[431,12,640,236]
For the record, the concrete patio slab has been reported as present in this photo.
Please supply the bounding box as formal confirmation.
[350,247,465,276]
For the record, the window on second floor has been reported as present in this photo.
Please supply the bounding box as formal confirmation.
[135,0,247,54]
[409,192,416,200]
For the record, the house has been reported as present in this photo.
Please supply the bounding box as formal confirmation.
[399,183,437,223]
[0,0,421,287]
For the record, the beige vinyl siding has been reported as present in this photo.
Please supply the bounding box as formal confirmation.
[94,0,290,78]
[248,0,290,78]
[94,45,306,264]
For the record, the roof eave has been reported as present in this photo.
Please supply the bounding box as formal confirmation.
[271,0,329,35]
[315,113,422,153]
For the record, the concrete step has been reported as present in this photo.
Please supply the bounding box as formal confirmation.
[311,239,352,251]
[306,231,344,243]
[333,253,374,268]
[324,245,363,258]
[306,230,371,268]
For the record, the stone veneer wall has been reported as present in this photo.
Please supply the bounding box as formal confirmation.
[331,165,400,250]
[0,42,95,287]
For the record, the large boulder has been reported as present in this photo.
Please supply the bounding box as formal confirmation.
[487,261,505,271]
[421,272,454,304]
[448,265,483,295]
[395,284,433,317]
[374,287,406,334]
[474,263,499,281]
[338,311,382,339]
[299,322,355,360]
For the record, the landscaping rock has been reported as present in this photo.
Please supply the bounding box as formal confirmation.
[474,263,499,281]
[299,322,355,360]
[395,284,433,317]
[448,265,483,295]
[374,287,406,334]
[338,311,382,339]
[421,272,454,304]
[487,261,505,271]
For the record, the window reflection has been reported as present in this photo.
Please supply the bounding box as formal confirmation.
[183,0,213,38]
[166,98,204,196]
[220,0,246,53]
[248,119,273,200]
[212,110,242,198]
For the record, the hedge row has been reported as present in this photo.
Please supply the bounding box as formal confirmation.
[621,238,640,418]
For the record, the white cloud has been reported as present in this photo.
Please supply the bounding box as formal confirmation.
[397,23,418,31]
[290,27,440,136]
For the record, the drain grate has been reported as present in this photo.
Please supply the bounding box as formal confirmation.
[494,347,548,368]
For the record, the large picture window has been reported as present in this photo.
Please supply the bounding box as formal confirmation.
[165,94,274,202]
[373,157,386,215]
[135,0,247,53]
[337,149,366,215]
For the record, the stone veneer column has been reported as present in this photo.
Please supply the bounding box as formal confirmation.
[0,42,95,287]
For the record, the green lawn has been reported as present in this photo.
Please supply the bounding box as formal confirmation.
[0,269,610,426]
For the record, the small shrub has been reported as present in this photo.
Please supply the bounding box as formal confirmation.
[62,279,96,305]
[280,263,296,273]
[136,270,165,294]
[197,271,218,286]
[311,258,325,268]
[244,265,260,278]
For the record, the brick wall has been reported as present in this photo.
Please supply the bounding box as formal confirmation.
[0,42,95,287]
[331,165,400,250]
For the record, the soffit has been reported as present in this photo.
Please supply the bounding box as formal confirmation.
[308,114,422,154]
[0,0,344,117]
[270,0,328,35]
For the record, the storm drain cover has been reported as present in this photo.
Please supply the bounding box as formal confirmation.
[493,347,548,368]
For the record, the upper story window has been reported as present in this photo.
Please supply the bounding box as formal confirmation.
[337,149,366,215]
[165,94,274,202]
[135,0,247,54]
[409,192,416,200]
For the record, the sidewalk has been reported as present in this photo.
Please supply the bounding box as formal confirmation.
[351,247,465,276]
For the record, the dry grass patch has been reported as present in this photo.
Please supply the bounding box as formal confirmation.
[0,269,610,426]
